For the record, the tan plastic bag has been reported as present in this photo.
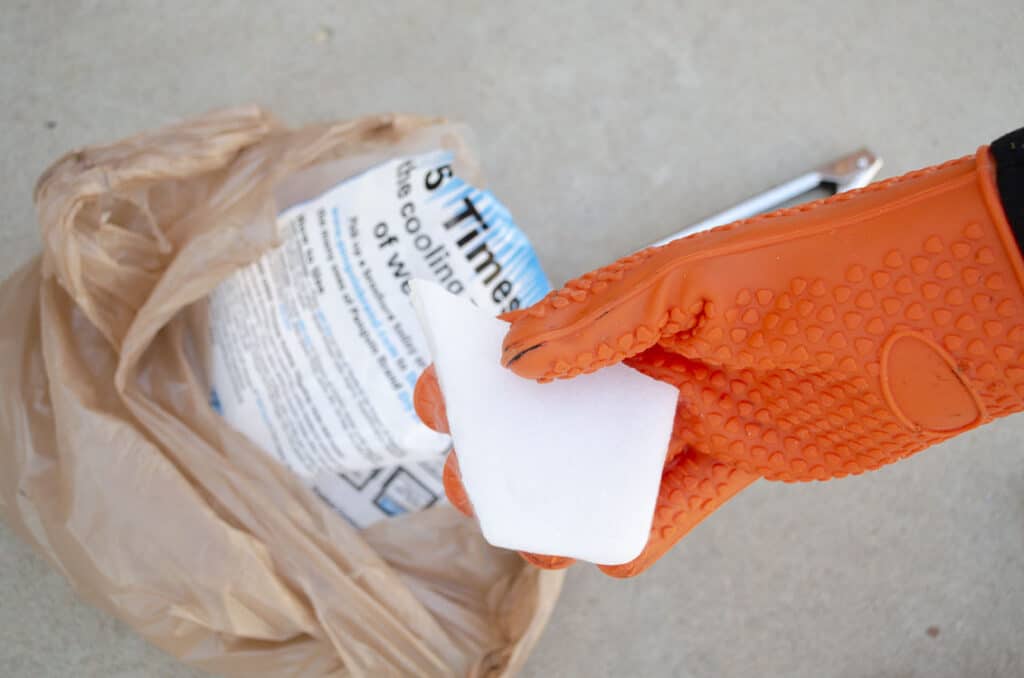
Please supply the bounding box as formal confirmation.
[0,107,563,677]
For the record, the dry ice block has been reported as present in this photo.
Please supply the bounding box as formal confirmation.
[411,280,676,564]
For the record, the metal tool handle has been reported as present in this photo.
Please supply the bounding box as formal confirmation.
[650,148,882,248]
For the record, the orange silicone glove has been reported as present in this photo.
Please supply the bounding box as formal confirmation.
[415,131,1024,577]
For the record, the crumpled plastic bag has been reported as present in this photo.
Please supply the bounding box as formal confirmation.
[0,107,563,677]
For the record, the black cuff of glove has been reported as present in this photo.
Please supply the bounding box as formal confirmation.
[991,127,1024,257]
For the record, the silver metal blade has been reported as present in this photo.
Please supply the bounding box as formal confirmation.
[650,148,882,248]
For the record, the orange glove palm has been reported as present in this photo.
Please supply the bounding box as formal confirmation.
[416,139,1024,577]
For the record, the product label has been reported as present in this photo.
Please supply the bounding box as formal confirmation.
[208,150,550,526]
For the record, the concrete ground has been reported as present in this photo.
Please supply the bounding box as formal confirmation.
[3,2,1024,676]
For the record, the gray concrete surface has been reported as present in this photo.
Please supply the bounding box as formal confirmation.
[2,2,1024,676]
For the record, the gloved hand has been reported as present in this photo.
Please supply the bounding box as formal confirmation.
[415,129,1024,577]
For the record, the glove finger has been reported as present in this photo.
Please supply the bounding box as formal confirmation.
[498,307,531,323]
[598,450,758,578]
[519,552,575,569]
[413,364,449,433]
[500,242,703,381]
[442,451,473,517]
